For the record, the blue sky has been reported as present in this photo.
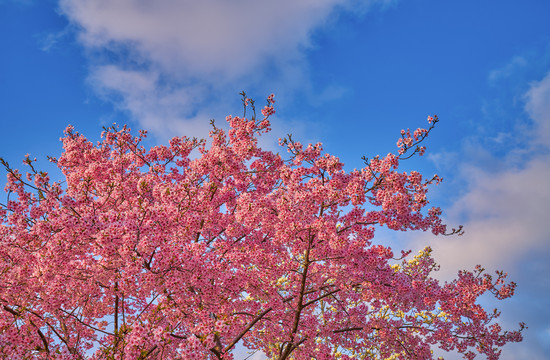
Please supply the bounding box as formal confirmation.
[1,0,550,359]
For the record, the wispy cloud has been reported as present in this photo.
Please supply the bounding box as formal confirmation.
[57,0,395,137]
[525,71,550,148]
[87,65,213,138]
[37,27,71,52]
[433,157,550,274]
[405,68,550,360]
[425,70,550,276]
[488,55,527,84]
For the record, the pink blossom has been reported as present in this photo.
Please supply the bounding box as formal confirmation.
[0,95,522,359]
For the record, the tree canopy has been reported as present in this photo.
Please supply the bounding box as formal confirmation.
[0,94,524,359]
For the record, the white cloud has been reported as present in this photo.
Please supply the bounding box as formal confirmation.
[404,70,550,359]
[58,0,394,77]
[423,71,550,277]
[431,157,550,275]
[57,0,394,136]
[87,65,213,138]
[525,71,550,148]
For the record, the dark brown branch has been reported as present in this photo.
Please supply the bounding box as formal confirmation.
[114,281,120,349]
[224,307,273,352]
[29,319,50,354]
[302,288,341,308]
[139,345,158,359]
[58,308,114,336]
[333,326,363,334]
[278,238,313,360]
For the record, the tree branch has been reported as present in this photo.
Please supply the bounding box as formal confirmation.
[224,307,273,353]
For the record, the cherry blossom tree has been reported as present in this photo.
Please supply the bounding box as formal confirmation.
[0,94,524,359]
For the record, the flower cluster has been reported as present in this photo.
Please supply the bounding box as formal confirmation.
[0,96,522,359]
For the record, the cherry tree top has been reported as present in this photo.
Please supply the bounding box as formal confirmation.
[0,94,523,359]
